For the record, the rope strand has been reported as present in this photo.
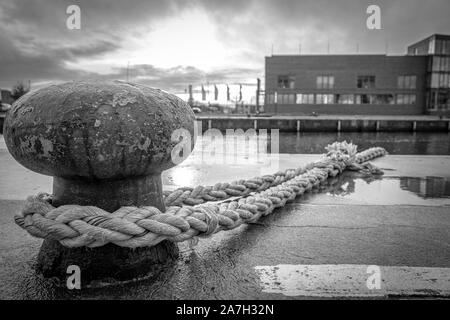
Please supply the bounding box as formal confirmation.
[14,143,387,248]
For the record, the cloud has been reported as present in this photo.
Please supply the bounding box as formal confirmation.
[0,0,449,92]
[104,64,262,92]
[0,30,122,87]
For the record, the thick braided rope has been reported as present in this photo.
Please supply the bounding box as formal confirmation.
[163,144,386,207]
[14,145,387,248]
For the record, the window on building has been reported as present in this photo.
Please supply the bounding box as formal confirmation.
[431,73,440,88]
[266,93,275,104]
[357,76,375,89]
[398,75,417,89]
[354,94,394,105]
[444,40,450,55]
[432,57,439,71]
[445,57,450,72]
[316,94,334,104]
[427,92,436,110]
[287,94,295,104]
[398,76,404,89]
[336,94,354,104]
[437,57,450,72]
[355,94,373,104]
[441,40,447,55]
[439,57,447,72]
[429,38,435,54]
[437,91,450,110]
[296,94,314,104]
[396,94,416,105]
[278,93,295,104]
[432,57,446,72]
[374,94,395,105]
[316,75,334,89]
[434,39,450,55]
[278,76,295,89]
[436,40,443,55]
[430,73,450,88]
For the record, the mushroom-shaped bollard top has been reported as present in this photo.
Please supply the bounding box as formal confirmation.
[4,81,195,211]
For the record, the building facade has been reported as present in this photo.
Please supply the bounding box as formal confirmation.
[265,34,450,116]
[407,34,450,114]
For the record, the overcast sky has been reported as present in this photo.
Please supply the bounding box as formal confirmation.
[0,0,449,94]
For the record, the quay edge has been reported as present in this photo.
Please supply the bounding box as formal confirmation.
[196,115,450,133]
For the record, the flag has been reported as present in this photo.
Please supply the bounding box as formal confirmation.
[201,85,206,101]
[226,85,230,101]
[214,85,218,100]
[238,84,242,102]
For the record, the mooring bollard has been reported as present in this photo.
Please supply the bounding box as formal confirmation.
[4,80,195,284]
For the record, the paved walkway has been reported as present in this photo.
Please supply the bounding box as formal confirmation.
[0,141,449,299]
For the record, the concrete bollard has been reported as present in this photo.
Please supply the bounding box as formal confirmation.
[3,80,195,284]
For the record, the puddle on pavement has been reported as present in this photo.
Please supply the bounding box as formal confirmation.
[307,173,450,206]
[2,134,449,206]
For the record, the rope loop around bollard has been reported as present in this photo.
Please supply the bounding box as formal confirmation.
[14,142,387,248]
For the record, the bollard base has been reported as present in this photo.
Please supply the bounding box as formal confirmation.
[52,175,165,213]
[36,173,178,287]
[36,239,179,287]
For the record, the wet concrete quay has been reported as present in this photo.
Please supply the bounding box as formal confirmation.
[1,140,450,299]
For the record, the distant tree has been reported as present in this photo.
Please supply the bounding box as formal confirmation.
[11,81,29,100]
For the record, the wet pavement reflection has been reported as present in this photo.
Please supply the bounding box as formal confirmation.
[304,172,450,206]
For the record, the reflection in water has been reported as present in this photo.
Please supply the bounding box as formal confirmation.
[400,177,450,199]
[307,171,450,206]
[269,132,450,155]
[190,131,450,167]
[319,171,382,197]
[188,132,450,158]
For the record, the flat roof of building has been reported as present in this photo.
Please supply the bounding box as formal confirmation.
[266,34,450,58]
[408,33,450,48]
[265,54,425,58]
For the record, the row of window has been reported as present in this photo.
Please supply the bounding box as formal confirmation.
[278,75,417,90]
[277,76,295,89]
[356,76,375,89]
[317,76,334,89]
[428,39,450,55]
[429,73,450,89]
[427,90,450,110]
[267,93,416,105]
[398,75,417,89]
[430,56,450,72]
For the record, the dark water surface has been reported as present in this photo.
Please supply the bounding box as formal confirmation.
[276,132,450,155]
[2,132,450,155]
